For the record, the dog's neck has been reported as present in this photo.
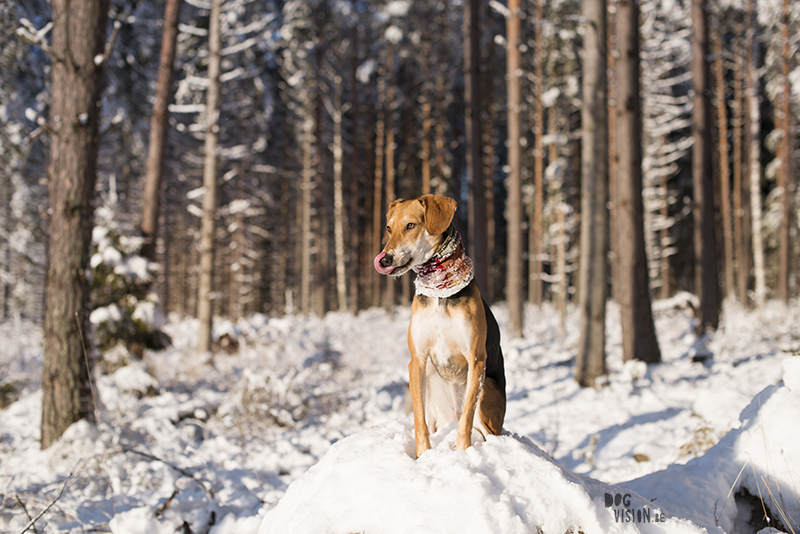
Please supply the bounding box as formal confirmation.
[413,226,474,299]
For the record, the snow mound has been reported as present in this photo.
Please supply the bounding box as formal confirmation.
[258,418,710,534]
[625,361,800,534]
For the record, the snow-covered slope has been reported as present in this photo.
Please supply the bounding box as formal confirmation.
[0,298,798,533]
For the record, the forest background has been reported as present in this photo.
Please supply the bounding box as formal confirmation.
[0,0,798,447]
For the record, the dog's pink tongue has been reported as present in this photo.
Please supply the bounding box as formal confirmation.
[374,251,395,275]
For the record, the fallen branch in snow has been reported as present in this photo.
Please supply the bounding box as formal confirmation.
[119,447,216,498]
[18,472,72,534]
[13,496,38,534]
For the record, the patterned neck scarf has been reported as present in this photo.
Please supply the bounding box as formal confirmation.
[413,226,474,298]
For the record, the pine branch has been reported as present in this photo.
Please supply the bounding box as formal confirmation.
[93,20,122,68]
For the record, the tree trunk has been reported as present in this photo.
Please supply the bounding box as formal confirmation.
[576,0,609,387]
[732,28,749,305]
[778,0,794,303]
[532,0,545,307]
[422,101,432,195]
[372,69,385,309]
[141,0,182,261]
[615,0,661,362]
[41,0,109,449]
[608,2,619,301]
[713,21,735,303]
[691,0,721,329]
[196,0,222,353]
[506,0,523,338]
[349,25,361,312]
[464,0,487,294]
[384,56,396,312]
[332,78,348,313]
[746,0,766,307]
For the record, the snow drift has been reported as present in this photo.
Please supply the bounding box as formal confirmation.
[257,418,710,534]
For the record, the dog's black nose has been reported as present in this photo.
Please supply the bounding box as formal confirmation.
[380,253,394,268]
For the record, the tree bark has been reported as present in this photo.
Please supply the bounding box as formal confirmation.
[732,27,750,306]
[713,21,735,303]
[506,0,523,338]
[384,54,396,312]
[614,0,661,363]
[141,0,182,261]
[691,0,721,329]
[196,0,222,353]
[464,0,487,294]
[372,67,385,309]
[41,0,109,449]
[576,0,609,387]
[331,77,348,313]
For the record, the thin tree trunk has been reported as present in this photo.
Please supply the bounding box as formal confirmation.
[196,0,222,353]
[41,0,109,449]
[746,0,766,307]
[692,0,721,328]
[608,1,619,301]
[576,0,609,387]
[384,57,396,311]
[615,0,661,362]
[141,0,182,261]
[349,25,361,312]
[300,97,314,315]
[465,0,487,294]
[532,0,545,307]
[483,16,498,304]
[332,78,348,313]
[778,0,794,303]
[372,67,385,308]
[714,22,735,302]
[506,0,523,337]
[732,29,748,305]
[422,101,432,195]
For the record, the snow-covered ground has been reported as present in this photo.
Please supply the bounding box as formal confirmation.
[0,296,798,533]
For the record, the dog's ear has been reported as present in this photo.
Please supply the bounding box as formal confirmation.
[418,195,457,236]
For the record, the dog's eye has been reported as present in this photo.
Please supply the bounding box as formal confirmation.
[405,223,416,231]
[386,225,391,234]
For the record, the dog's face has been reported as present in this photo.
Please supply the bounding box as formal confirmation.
[374,195,457,277]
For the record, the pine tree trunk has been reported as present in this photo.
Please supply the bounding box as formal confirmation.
[141,0,182,261]
[196,0,222,353]
[714,22,735,302]
[778,0,794,303]
[576,0,609,387]
[532,0,545,307]
[372,67,385,308]
[41,0,109,449]
[614,0,661,363]
[332,79,348,313]
[732,30,750,305]
[691,0,721,329]
[608,3,619,301]
[746,0,766,307]
[422,101,432,195]
[482,17,497,304]
[506,0,523,337]
[464,0,487,295]
[300,95,314,315]
[349,26,361,312]
[384,56,396,312]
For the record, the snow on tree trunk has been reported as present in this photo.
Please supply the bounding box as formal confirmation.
[41,0,109,449]
[196,0,222,353]
[746,0,766,308]
[576,0,609,387]
[506,0,523,338]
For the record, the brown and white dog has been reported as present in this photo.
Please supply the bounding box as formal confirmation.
[374,194,506,458]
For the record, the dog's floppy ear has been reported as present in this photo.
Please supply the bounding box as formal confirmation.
[418,195,456,236]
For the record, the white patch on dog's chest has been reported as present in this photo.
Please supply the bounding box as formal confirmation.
[409,300,472,382]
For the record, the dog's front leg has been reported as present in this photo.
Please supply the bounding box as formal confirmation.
[408,351,432,458]
[456,353,485,450]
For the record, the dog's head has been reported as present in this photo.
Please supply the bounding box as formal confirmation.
[374,194,457,277]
